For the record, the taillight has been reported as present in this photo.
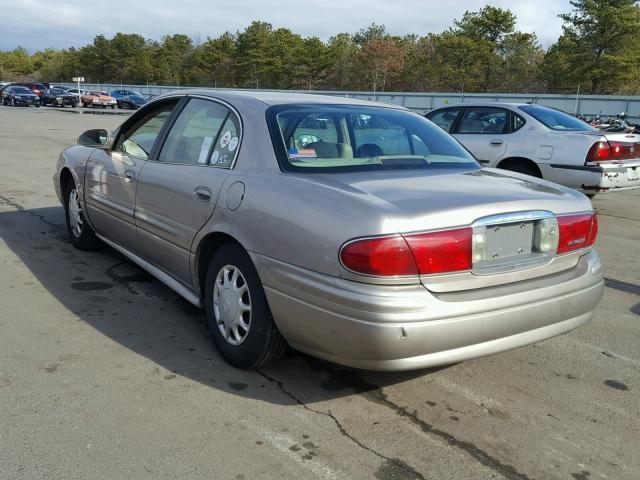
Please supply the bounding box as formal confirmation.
[587,141,612,161]
[587,141,638,162]
[340,228,472,276]
[557,213,598,254]
[340,235,418,276]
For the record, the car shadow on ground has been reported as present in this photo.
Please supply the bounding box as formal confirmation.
[0,205,446,406]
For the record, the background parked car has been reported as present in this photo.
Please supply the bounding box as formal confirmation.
[41,88,78,107]
[110,89,143,107]
[2,85,41,107]
[81,91,117,109]
[7,82,47,98]
[426,103,640,196]
[119,94,148,109]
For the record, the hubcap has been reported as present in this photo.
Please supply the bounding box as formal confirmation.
[68,188,83,237]
[213,265,251,346]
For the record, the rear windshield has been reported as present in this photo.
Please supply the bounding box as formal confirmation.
[267,105,479,173]
[519,105,595,132]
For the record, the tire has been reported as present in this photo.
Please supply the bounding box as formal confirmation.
[499,160,541,178]
[64,180,99,250]
[111,104,115,109]
[205,243,287,369]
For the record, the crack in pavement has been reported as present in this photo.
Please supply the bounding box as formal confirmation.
[256,368,427,480]
[0,194,63,230]
[597,213,640,223]
[307,362,532,480]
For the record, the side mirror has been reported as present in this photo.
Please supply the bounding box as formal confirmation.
[78,129,108,147]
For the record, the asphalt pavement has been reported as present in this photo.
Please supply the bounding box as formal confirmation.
[0,107,638,479]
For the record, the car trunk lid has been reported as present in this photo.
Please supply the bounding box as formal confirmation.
[316,167,594,291]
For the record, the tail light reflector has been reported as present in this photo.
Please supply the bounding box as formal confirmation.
[340,228,472,276]
[557,213,598,254]
[404,228,472,274]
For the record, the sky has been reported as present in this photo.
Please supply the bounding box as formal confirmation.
[0,0,571,52]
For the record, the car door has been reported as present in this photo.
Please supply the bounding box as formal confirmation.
[452,107,509,166]
[83,98,180,254]
[134,96,241,285]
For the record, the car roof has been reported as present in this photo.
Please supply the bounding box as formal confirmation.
[432,102,534,110]
[157,89,407,110]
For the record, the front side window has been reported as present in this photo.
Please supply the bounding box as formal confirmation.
[427,108,461,133]
[115,100,177,159]
[158,98,240,167]
[268,105,478,173]
[519,105,595,132]
[457,107,508,134]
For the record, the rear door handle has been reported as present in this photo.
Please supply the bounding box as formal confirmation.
[124,170,135,182]
[193,187,212,203]
[490,139,504,146]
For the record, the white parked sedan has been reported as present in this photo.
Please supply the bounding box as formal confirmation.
[426,103,640,195]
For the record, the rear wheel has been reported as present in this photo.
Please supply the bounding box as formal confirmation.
[64,180,99,250]
[205,243,287,369]
[498,159,542,178]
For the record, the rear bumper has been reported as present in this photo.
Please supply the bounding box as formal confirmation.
[547,161,640,193]
[255,250,604,371]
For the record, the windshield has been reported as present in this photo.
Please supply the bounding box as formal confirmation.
[14,87,32,94]
[519,105,595,132]
[267,105,479,173]
[130,95,146,101]
[50,89,65,94]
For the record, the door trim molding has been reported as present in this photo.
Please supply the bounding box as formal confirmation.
[96,233,202,308]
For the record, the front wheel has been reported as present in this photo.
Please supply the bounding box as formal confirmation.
[64,181,99,250]
[205,243,287,369]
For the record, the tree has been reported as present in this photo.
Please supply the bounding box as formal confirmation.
[556,0,640,93]
[358,37,404,92]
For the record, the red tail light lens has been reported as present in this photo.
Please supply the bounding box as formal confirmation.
[404,228,472,274]
[557,213,598,254]
[340,227,472,276]
[587,141,638,162]
[587,141,612,161]
[340,235,418,276]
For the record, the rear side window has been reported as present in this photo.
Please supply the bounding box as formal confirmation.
[158,98,240,168]
[511,112,526,132]
[427,108,461,132]
[458,107,508,134]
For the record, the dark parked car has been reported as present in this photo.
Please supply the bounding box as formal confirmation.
[2,85,41,107]
[119,94,148,109]
[41,88,79,107]
[9,82,47,97]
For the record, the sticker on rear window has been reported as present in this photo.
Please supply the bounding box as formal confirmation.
[288,149,317,159]
[228,136,238,152]
[219,130,232,149]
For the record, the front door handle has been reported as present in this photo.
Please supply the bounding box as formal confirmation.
[193,187,212,203]
[490,139,504,146]
[123,170,135,182]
